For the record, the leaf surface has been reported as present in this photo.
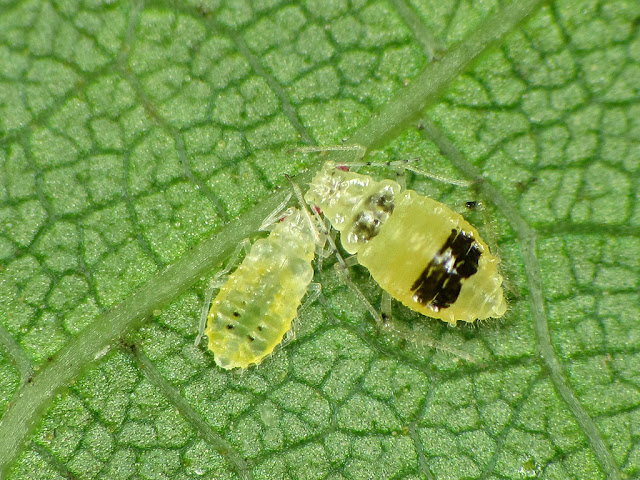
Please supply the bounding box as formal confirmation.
[0,0,638,479]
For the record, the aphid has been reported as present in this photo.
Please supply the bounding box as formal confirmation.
[201,207,320,370]
[304,161,506,325]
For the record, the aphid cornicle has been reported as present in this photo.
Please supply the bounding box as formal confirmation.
[304,161,507,325]
[205,208,317,369]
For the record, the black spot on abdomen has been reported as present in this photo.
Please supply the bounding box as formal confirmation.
[410,229,481,310]
[350,188,396,243]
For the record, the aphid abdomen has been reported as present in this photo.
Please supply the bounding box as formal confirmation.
[358,190,506,324]
[206,212,316,369]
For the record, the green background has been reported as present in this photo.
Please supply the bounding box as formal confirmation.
[0,0,638,478]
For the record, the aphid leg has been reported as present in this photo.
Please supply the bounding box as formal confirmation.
[501,275,519,298]
[381,291,393,324]
[336,267,386,328]
[382,318,479,365]
[340,267,479,364]
[194,238,251,347]
[194,278,221,347]
[313,221,342,273]
[315,235,333,272]
[326,235,351,279]
[300,282,322,312]
[395,162,407,190]
[341,255,359,268]
[285,172,358,279]
[329,251,359,273]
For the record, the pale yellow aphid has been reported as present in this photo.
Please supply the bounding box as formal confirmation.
[304,161,506,325]
[204,208,318,369]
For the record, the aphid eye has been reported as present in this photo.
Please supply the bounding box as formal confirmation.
[233,311,241,317]
[226,324,234,330]
[247,335,255,342]
[257,325,263,331]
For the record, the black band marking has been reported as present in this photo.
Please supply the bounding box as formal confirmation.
[351,188,396,243]
[410,229,481,310]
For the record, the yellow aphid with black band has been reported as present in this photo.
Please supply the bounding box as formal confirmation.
[304,161,506,325]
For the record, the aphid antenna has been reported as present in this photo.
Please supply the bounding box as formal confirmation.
[292,144,367,159]
[285,174,352,275]
[329,158,421,169]
[258,193,293,231]
[404,162,474,187]
[284,176,332,271]
[296,145,477,191]
[317,156,475,188]
[284,174,324,243]
[295,142,476,188]
[343,158,473,188]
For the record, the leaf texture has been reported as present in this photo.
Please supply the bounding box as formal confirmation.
[0,0,639,479]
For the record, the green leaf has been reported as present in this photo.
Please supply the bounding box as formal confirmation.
[1,0,638,479]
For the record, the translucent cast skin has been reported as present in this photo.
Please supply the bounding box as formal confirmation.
[305,162,506,325]
[206,210,316,369]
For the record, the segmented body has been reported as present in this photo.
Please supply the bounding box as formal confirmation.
[304,161,506,325]
[206,209,316,369]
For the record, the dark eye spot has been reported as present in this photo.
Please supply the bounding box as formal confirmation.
[375,191,395,214]
[233,311,240,317]
[257,325,263,331]
[247,335,255,342]
[226,324,234,330]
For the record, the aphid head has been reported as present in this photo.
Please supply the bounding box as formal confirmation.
[305,161,369,227]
